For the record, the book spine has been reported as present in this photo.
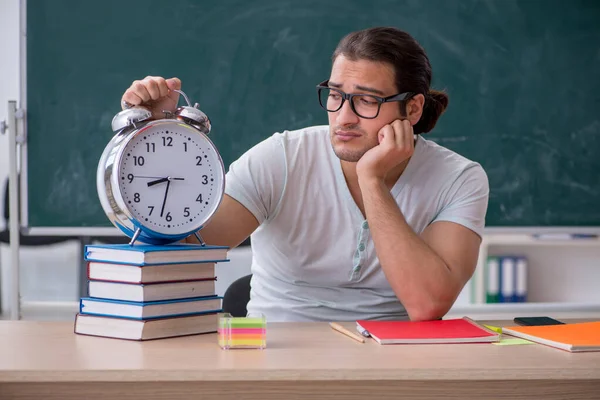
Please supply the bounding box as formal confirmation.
[87,277,216,284]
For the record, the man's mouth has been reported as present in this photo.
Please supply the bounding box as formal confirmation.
[335,130,361,141]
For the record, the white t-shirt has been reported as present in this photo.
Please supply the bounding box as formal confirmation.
[225,125,489,322]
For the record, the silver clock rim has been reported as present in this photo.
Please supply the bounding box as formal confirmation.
[97,119,226,242]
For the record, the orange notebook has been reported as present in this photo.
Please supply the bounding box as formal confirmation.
[502,321,600,352]
[355,317,499,345]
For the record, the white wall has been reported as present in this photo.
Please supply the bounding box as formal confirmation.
[0,0,20,207]
[0,0,21,315]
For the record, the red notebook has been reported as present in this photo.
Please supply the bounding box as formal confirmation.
[356,317,499,345]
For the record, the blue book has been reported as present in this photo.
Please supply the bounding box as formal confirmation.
[84,243,229,265]
[79,296,222,320]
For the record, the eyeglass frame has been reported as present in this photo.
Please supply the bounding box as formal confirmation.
[316,79,415,119]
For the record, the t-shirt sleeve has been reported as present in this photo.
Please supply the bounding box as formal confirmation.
[432,164,489,237]
[224,133,286,225]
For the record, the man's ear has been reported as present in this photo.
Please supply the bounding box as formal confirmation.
[406,94,425,126]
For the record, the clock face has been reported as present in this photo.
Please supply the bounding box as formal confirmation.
[116,121,224,236]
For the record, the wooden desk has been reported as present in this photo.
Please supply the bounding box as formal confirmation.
[1,321,599,399]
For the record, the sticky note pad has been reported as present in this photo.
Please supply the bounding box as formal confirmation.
[493,337,534,346]
[218,313,266,349]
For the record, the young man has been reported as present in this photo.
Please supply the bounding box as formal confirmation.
[120,27,489,322]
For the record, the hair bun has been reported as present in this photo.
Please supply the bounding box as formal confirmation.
[428,90,449,110]
[414,90,449,134]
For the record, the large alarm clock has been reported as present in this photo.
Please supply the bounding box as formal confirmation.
[97,89,225,245]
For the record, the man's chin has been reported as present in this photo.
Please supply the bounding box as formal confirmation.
[332,145,364,163]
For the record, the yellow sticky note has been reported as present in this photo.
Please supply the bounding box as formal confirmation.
[483,324,503,334]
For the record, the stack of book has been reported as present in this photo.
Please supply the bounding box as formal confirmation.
[74,243,229,341]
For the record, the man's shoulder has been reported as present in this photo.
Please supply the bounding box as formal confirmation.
[275,125,329,143]
[242,125,328,157]
[418,136,483,171]
[414,136,488,187]
[267,125,331,160]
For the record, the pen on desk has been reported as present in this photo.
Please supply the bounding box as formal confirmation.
[356,324,371,338]
[329,322,365,343]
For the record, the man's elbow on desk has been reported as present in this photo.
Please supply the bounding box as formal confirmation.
[385,261,463,321]
[406,300,453,322]
[402,288,458,321]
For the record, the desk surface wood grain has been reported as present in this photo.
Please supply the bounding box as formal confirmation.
[1,320,599,399]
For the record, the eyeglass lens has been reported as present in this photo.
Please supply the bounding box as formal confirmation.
[318,88,381,118]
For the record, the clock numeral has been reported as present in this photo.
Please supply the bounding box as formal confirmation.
[165,212,172,222]
[183,207,190,217]
[133,156,145,166]
[196,156,202,166]
[134,193,141,203]
[162,136,173,147]
[146,142,156,153]
[183,142,188,152]
[148,206,154,216]
[196,194,203,202]
[202,175,208,185]
[127,173,134,183]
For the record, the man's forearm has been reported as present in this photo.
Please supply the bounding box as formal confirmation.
[359,177,459,320]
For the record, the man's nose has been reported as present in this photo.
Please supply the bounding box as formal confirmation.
[336,99,360,125]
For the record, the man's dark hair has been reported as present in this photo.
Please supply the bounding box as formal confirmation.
[333,27,448,134]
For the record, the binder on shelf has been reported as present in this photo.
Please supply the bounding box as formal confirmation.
[499,257,515,303]
[485,256,500,303]
[515,256,528,302]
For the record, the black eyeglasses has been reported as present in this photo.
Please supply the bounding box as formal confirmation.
[316,80,414,119]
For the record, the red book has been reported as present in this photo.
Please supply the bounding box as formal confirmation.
[356,317,499,345]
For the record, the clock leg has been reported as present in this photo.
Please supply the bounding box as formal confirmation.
[194,231,206,247]
[129,228,142,246]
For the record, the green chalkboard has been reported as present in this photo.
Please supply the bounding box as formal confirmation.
[25,0,600,230]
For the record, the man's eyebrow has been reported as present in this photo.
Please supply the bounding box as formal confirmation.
[354,84,385,96]
[328,81,386,96]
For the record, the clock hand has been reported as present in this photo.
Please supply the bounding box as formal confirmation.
[147,177,185,187]
[147,177,169,187]
[160,179,171,217]
[134,175,166,179]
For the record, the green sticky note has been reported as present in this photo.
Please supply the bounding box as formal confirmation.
[230,318,265,328]
[493,337,534,346]
[219,316,266,329]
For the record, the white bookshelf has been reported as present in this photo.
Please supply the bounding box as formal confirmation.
[460,233,600,319]
[4,235,600,321]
